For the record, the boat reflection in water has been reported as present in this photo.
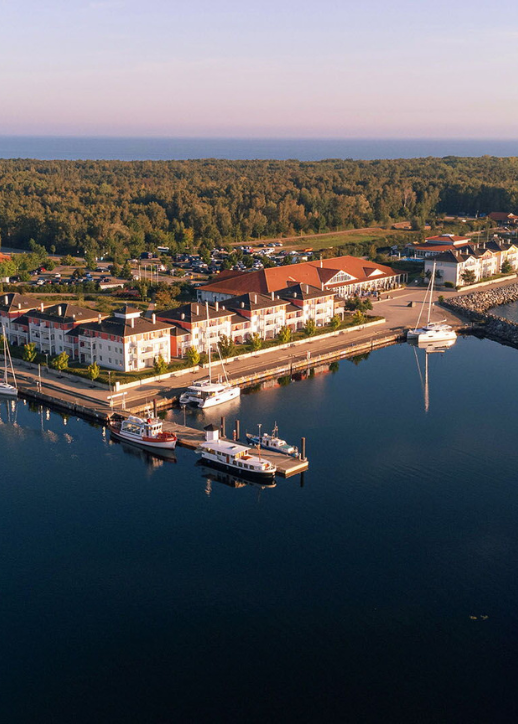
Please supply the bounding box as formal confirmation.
[409,337,457,412]
[196,462,277,492]
[109,435,177,472]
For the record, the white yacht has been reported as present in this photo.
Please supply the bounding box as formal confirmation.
[197,424,276,480]
[108,414,177,449]
[407,262,457,345]
[0,325,18,397]
[179,302,241,409]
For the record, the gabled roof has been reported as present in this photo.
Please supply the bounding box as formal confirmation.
[28,303,99,324]
[77,315,173,338]
[198,255,399,297]
[225,292,289,312]
[158,302,233,324]
[0,293,43,314]
[277,283,334,301]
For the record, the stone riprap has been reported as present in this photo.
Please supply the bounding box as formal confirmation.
[444,283,518,347]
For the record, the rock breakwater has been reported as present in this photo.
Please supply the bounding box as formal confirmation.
[444,283,518,347]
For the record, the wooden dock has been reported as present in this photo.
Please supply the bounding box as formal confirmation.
[158,419,308,478]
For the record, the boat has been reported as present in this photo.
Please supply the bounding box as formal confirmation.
[108,414,177,449]
[179,302,241,409]
[0,325,18,397]
[407,262,457,344]
[246,423,299,457]
[196,424,276,479]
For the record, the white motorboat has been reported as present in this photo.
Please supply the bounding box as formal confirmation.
[0,325,18,397]
[179,302,241,409]
[407,262,457,344]
[246,424,299,457]
[197,424,276,479]
[108,414,177,449]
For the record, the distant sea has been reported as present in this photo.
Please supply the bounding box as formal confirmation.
[0,136,518,162]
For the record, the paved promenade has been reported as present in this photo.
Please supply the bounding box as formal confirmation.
[8,279,502,415]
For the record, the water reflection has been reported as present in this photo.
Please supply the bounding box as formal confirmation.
[108,435,178,473]
[196,462,277,492]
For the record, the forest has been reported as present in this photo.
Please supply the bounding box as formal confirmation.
[0,156,517,259]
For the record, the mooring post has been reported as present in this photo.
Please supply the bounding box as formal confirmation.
[235,419,240,440]
[300,436,306,461]
[220,416,225,438]
[153,398,157,417]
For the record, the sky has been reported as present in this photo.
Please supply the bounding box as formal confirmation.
[1,0,518,138]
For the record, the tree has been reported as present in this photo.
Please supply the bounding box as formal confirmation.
[153,354,168,377]
[303,318,317,337]
[154,286,180,310]
[249,332,262,351]
[87,361,100,382]
[277,325,291,344]
[330,314,341,330]
[51,351,69,373]
[502,259,513,274]
[352,310,366,325]
[22,342,37,363]
[461,269,476,285]
[218,334,236,358]
[185,346,200,366]
[121,261,133,280]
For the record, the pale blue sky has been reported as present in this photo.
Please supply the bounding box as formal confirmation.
[1,0,518,137]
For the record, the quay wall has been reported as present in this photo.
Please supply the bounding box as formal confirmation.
[444,283,518,347]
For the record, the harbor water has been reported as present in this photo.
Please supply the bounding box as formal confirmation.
[2,336,518,723]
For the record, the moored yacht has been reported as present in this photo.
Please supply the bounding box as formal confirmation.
[179,302,240,409]
[407,262,457,344]
[108,414,177,449]
[197,424,276,479]
[180,378,240,408]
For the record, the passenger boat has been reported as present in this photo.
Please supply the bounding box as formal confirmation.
[108,414,177,449]
[246,424,298,457]
[407,262,457,345]
[196,424,276,479]
[0,325,18,397]
[179,302,240,409]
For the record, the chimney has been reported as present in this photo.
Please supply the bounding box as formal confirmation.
[293,292,297,299]
[130,317,134,328]
[17,302,21,309]
[240,301,245,308]
[215,301,219,311]
[196,304,199,315]
[152,313,156,324]
[181,312,185,320]
[271,291,274,300]
[40,302,44,312]
[254,294,257,303]
[58,305,62,316]
[3,295,7,304]
[98,313,102,324]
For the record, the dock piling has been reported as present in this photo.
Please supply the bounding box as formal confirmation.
[153,398,157,417]
[235,419,240,440]
[220,416,226,438]
[300,437,306,461]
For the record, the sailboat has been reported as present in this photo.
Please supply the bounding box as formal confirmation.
[407,262,457,344]
[179,303,241,409]
[0,325,18,397]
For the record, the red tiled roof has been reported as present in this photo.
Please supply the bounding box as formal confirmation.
[198,256,399,297]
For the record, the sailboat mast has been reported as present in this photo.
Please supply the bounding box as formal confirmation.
[426,262,436,325]
[424,350,430,413]
[205,301,212,384]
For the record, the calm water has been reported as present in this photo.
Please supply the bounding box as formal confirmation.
[1,137,518,161]
[2,336,518,723]
[489,299,518,323]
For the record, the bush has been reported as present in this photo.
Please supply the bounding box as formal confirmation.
[444,281,455,288]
